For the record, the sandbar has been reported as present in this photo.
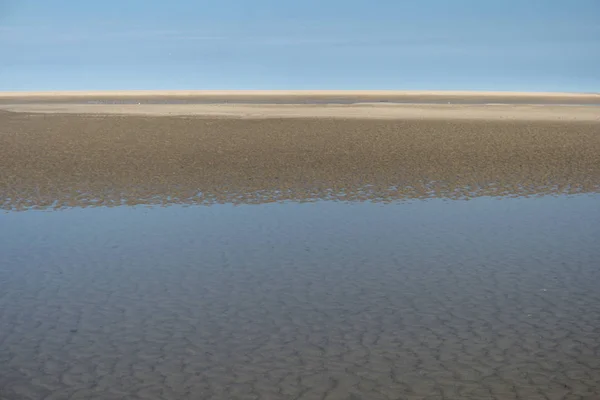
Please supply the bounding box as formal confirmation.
[1,110,599,210]
[1,90,599,121]
[1,90,600,107]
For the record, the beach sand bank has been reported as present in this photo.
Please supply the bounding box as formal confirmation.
[1,103,600,121]
[1,111,599,209]
[1,90,600,106]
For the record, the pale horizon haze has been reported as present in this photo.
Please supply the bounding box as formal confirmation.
[1,0,599,92]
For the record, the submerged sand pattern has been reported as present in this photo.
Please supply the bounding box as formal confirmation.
[1,112,600,210]
[1,198,599,399]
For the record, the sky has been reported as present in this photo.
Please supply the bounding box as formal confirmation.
[1,0,599,92]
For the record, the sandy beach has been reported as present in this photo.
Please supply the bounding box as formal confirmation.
[3,0,600,395]
[1,108,599,210]
[1,90,599,122]
[2,92,600,400]
[1,90,600,107]
[2,103,600,121]
[1,91,599,209]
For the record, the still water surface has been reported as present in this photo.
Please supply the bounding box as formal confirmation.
[1,195,599,399]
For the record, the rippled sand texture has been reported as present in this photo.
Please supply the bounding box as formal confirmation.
[1,197,599,399]
[1,112,600,210]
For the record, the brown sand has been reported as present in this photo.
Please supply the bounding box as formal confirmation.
[1,110,599,210]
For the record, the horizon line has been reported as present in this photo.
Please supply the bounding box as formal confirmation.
[1,90,600,98]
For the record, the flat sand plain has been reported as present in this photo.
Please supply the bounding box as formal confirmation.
[1,90,600,106]
[2,103,600,121]
[1,107,599,210]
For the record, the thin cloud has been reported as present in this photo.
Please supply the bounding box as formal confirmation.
[0,26,228,44]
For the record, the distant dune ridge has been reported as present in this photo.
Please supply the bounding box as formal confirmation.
[1,90,599,121]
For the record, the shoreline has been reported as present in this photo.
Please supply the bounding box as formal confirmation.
[1,90,600,109]
[2,103,600,121]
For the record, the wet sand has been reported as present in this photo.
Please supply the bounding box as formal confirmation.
[1,111,599,210]
[1,196,600,399]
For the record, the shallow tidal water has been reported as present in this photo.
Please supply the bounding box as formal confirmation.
[1,195,599,400]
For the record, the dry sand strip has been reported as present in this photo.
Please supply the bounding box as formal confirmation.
[1,90,600,105]
[1,111,599,210]
[1,103,600,121]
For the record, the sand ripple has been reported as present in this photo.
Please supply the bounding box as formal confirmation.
[1,114,599,210]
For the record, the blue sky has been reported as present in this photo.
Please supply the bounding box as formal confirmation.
[1,0,599,91]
